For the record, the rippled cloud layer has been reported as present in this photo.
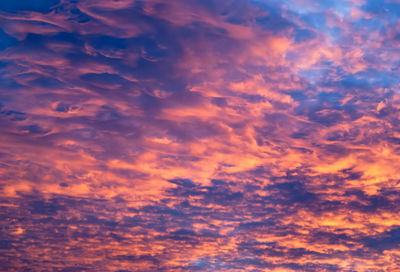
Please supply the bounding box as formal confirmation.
[1,0,400,271]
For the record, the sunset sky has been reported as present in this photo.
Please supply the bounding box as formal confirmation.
[1,0,400,271]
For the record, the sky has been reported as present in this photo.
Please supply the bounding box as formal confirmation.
[1,0,400,271]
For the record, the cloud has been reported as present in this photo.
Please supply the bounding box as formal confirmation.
[1,0,400,270]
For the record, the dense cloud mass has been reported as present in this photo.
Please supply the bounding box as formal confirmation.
[1,0,400,271]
